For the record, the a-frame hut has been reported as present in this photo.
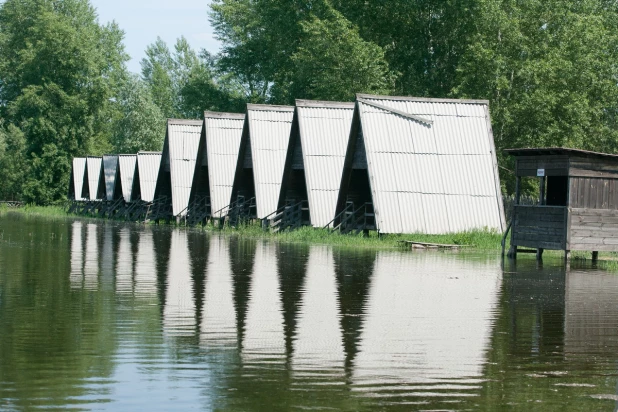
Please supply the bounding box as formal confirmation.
[118,154,137,203]
[153,119,203,217]
[69,157,87,200]
[231,104,295,219]
[84,156,105,200]
[278,100,355,228]
[336,94,505,235]
[190,111,245,218]
[102,154,123,201]
[133,152,162,203]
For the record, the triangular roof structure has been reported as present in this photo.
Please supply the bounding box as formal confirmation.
[283,100,355,227]
[190,111,245,218]
[69,157,87,200]
[102,154,122,201]
[118,154,137,203]
[231,104,295,218]
[336,94,505,234]
[85,156,105,200]
[154,119,203,216]
[134,151,162,202]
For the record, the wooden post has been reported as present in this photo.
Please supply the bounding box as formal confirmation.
[592,251,599,262]
[565,250,571,263]
[536,248,544,261]
[508,176,521,259]
[539,176,546,205]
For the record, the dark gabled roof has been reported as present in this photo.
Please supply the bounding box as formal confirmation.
[505,147,618,161]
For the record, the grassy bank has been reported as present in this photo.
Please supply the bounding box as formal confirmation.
[0,204,505,250]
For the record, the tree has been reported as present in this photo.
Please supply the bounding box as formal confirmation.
[111,74,166,154]
[453,0,618,192]
[290,7,393,101]
[0,0,128,204]
[0,124,28,201]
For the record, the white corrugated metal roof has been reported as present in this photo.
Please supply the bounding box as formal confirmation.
[102,155,119,201]
[86,156,103,200]
[72,158,87,201]
[247,104,295,218]
[204,112,245,217]
[137,152,162,202]
[355,94,505,234]
[167,119,203,215]
[296,100,354,227]
[118,155,137,203]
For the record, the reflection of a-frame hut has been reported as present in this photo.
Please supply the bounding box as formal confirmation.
[228,237,256,351]
[115,227,134,294]
[163,231,196,337]
[69,158,87,201]
[187,231,210,328]
[333,249,376,376]
[352,252,501,397]
[153,119,203,220]
[118,154,137,203]
[279,100,355,228]
[134,228,158,300]
[201,237,238,347]
[275,243,310,363]
[70,221,84,289]
[188,112,245,224]
[242,241,285,364]
[230,105,295,221]
[83,223,99,290]
[85,156,106,200]
[151,227,173,315]
[100,224,115,292]
[292,246,345,373]
[336,95,505,234]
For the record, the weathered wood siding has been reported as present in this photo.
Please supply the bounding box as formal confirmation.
[569,177,618,209]
[512,205,567,249]
[515,155,568,177]
[569,208,618,251]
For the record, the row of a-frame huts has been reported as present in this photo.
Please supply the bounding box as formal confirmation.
[68,94,507,235]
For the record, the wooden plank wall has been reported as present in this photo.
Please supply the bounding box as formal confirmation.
[569,208,618,251]
[516,156,568,176]
[513,206,566,250]
[569,177,618,209]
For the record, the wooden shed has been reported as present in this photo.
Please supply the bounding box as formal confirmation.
[506,148,618,260]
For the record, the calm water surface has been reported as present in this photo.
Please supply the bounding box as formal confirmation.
[1,215,618,411]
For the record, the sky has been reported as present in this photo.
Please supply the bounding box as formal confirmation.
[91,0,221,73]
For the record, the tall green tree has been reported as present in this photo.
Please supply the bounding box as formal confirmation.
[0,0,127,204]
[111,74,166,154]
[453,0,618,191]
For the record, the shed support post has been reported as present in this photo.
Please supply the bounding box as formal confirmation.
[536,248,544,261]
[565,250,571,263]
[539,176,546,205]
[592,251,599,262]
[507,176,521,259]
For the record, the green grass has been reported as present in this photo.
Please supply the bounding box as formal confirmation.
[0,204,507,250]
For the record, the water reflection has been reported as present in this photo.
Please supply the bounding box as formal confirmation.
[242,241,286,365]
[352,252,502,401]
[200,237,237,347]
[7,215,618,409]
[162,231,196,337]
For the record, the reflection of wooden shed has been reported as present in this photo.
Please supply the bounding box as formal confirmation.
[506,148,618,260]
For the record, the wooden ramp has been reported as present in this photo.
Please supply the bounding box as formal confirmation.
[398,240,470,250]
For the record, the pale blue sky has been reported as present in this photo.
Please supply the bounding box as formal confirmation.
[91,0,221,73]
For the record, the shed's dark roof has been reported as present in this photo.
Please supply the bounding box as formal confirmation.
[505,147,618,160]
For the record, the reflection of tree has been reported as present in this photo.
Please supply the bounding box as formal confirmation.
[228,236,256,351]
[333,247,376,379]
[275,242,309,364]
[0,218,117,409]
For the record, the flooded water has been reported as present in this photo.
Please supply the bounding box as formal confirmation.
[1,215,618,411]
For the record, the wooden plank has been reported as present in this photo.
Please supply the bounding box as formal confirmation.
[570,208,618,217]
[570,178,578,207]
[515,239,564,250]
[578,178,585,208]
[399,240,469,249]
[602,179,609,209]
[571,243,618,252]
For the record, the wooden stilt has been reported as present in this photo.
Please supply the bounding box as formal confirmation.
[536,248,544,261]
[592,251,599,262]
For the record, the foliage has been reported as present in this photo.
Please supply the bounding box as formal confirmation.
[0,125,28,200]
[111,74,166,153]
[0,0,128,204]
